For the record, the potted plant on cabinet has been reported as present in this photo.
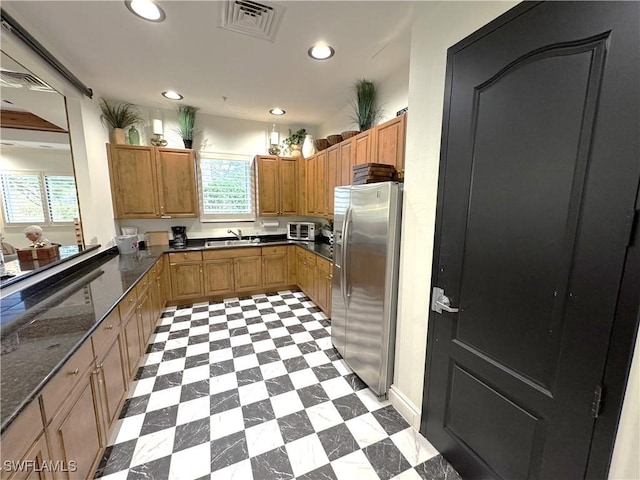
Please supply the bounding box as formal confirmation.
[99,98,143,144]
[350,78,382,132]
[283,128,307,158]
[176,104,199,149]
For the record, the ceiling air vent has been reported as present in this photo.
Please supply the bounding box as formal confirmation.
[0,70,55,92]
[219,0,285,42]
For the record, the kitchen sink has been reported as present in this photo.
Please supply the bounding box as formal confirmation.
[204,239,260,248]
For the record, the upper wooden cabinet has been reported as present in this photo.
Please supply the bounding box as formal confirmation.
[326,146,339,215]
[107,144,197,219]
[338,140,354,187]
[305,154,316,215]
[374,114,406,177]
[315,151,326,217]
[353,129,376,167]
[256,155,298,216]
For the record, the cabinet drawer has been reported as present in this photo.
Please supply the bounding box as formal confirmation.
[316,257,331,274]
[136,272,150,297]
[118,288,138,319]
[169,251,203,264]
[41,340,94,423]
[156,255,165,275]
[0,400,44,469]
[202,248,252,260]
[261,245,288,256]
[91,309,121,359]
[304,250,317,264]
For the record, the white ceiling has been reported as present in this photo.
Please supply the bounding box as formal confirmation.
[1,1,414,128]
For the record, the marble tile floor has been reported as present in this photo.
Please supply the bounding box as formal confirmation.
[94,290,462,480]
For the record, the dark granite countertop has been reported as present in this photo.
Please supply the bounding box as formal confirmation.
[0,247,164,433]
[1,244,101,288]
[0,238,331,433]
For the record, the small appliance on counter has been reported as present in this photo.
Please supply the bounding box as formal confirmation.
[287,222,316,241]
[171,226,188,248]
[115,235,139,255]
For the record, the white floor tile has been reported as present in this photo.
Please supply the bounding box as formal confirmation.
[210,458,254,480]
[291,331,314,343]
[168,442,211,480]
[130,427,176,467]
[345,413,388,448]
[331,450,379,480]
[289,369,319,390]
[185,342,209,357]
[176,396,211,426]
[181,364,210,384]
[156,358,186,376]
[143,352,164,365]
[391,427,440,466]
[285,434,330,477]
[210,348,233,363]
[247,322,267,333]
[189,325,210,336]
[227,319,246,329]
[306,401,343,432]
[252,339,276,353]
[238,381,269,406]
[260,361,288,380]
[165,337,189,350]
[109,413,145,444]
[356,388,389,412]
[245,419,284,457]
[277,344,302,360]
[209,329,230,341]
[230,334,252,347]
[321,377,354,400]
[332,359,352,376]
[270,390,304,418]
[210,372,238,395]
[315,337,333,350]
[129,377,155,398]
[304,351,331,367]
[267,326,290,338]
[146,386,182,412]
[210,407,245,440]
[233,354,259,371]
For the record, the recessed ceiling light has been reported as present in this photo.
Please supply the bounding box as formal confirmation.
[269,108,286,116]
[308,44,335,60]
[162,90,183,100]
[125,0,166,22]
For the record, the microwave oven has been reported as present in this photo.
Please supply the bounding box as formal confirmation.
[287,222,316,241]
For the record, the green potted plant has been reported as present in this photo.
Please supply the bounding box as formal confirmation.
[98,98,142,144]
[176,104,199,149]
[350,78,382,131]
[283,128,307,157]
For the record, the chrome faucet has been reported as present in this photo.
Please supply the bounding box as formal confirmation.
[227,229,242,240]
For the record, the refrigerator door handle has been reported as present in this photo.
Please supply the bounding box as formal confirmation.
[342,206,353,304]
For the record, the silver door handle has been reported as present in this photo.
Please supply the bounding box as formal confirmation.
[342,207,352,305]
[431,287,459,314]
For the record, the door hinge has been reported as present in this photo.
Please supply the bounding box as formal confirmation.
[591,385,604,419]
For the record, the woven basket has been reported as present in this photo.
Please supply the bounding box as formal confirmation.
[314,138,330,151]
[327,134,343,145]
[341,130,358,139]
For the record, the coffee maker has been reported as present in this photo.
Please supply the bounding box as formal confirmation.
[171,226,187,249]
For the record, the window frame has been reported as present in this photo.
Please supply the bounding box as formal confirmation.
[197,152,256,223]
[0,170,80,226]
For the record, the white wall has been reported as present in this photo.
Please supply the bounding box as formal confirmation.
[0,144,78,246]
[318,64,410,138]
[393,3,639,478]
[391,0,517,427]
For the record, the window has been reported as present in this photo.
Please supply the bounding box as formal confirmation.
[198,153,255,222]
[1,171,79,225]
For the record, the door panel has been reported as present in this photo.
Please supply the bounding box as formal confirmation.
[156,149,197,217]
[423,3,640,479]
[331,187,350,357]
[280,157,298,215]
[257,156,279,216]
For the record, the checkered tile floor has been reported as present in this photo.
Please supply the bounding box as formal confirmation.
[94,291,461,480]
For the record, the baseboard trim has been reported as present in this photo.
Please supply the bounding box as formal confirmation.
[389,384,421,429]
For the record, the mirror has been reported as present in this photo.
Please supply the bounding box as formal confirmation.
[0,50,84,275]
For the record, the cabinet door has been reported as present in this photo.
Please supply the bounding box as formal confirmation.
[234,256,262,292]
[96,335,128,433]
[107,145,158,218]
[263,254,288,289]
[296,253,306,293]
[307,263,318,301]
[203,259,235,296]
[315,270,328,312]
[326,146,339,216]
[374,115,406,177]
[279,157,298,215]
[339,140,354,186]
[297,158,307,215]
[122,308,142,380]
[4,435,52,480]
[353,129,375,166]
[170,263,203,300]
[47,376,103,480]
[315,151,326,216]
[288,246,297,286]
[305,155,316,215]
[137,292,152,346]
[257,155,279,216]
[156,148,198,217]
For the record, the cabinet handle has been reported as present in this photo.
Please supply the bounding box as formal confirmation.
[106,325,114,330]
[98,363,104,369]
[69,368,79,376]
[184,253,188,258]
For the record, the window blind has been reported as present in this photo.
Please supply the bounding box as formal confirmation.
[199,154,256,222]
[45,175,80,222]
[0,173,45,223]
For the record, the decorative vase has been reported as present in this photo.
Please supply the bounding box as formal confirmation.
[183,139,193,149]
[110,128,126,144]
[289,144,302,158]
[128,126,140,145]
[302,134,316,158]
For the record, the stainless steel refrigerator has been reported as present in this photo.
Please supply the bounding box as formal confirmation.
[332,182,403,397]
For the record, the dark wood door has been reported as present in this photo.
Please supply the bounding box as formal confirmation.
[422,3,639,480]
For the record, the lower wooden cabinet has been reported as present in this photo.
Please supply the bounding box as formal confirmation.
[234,255,262,292]
[262,246,288,289]
[46,372,103,480]
[94,335,128,434]
[169,252,204,300]
[203,259,235,296]
[121,305,142,379]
